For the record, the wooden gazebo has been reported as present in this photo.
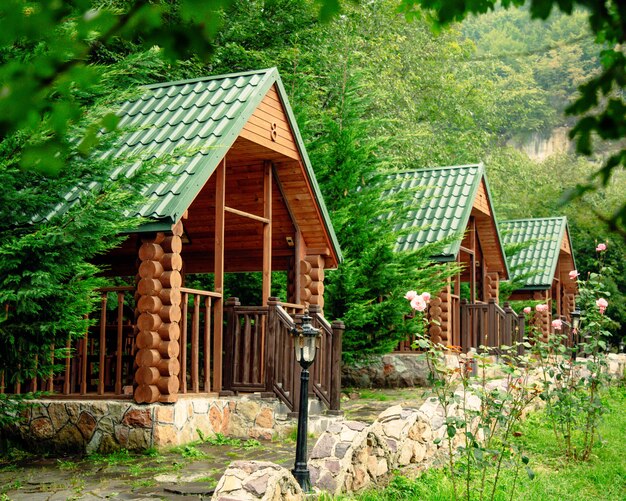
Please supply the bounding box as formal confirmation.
[500,217,577,340]
[388,164,523,352]
[16,68,343,411]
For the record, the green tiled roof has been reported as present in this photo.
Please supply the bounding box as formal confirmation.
[43,68,341,260]
[385,164,485,259]
[500,217,573,290]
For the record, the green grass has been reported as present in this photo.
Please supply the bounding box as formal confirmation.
[358,389,391,401]
[341,383,626,501]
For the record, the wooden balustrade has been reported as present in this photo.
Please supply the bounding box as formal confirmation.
[222,297,343,413]
[395,298,526,355]
[178,287,222,395]
[1,286,136,397]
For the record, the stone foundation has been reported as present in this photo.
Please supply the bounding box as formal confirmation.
[343,352,626,389]
[342,353,431,388]
[8,395,300,454]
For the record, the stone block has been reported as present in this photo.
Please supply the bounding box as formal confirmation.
[76,411,97,440]
[127,428,151,450]
[152,423,178,448]
[48,404,69,431]
[156,405,175,424]
[114,424,129,446]
[255,407,274,429]
[236,400,261,423]
[192,398,210,414]
[86,430,102,454]
[174,401,188,429]
[122,407,152,428]
[30,417,54,440]
[311,433,335,459]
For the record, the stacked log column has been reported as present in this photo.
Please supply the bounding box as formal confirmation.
[485,272,500,303]
[428,284,450,346]
[300,255,325,312]
[134,225,183,404]
[563,286,576,321]
[532,291,550,342]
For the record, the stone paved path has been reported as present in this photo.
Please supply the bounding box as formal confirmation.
[0,388,427,500]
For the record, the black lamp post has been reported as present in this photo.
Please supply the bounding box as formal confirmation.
[571,309,581,332]
[290,311,319,493]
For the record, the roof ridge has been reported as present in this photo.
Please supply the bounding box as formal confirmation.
[143,67,277,90]
[501,216,567,224]
[394,163,483,175]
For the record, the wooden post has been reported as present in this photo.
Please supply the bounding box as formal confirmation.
[329,320,344,413]
[180,291,188,394]
[98,294,107,395]
[221,297,239,395]
[191,294,200,393]
[265,297,279,396]
[115,291,124,395]
[262,161,272,306]
[213,158,225,393]
[203,296,211,392]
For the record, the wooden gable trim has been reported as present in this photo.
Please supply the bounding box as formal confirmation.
[472,179,491,216]
[469,178,507,278]
[560,229,572,254]
[239,85,299,160]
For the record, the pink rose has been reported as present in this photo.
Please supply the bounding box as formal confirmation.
[421,292,431,302]
[569,270,579,280]
[410,295,427,312]
[596,298,608,314]
[596,243,606,252]
[536,304,549,313]
[404,290,417,301]
[523,307,531,315]
[552,319,563,331]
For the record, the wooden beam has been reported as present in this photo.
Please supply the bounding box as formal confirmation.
[224,206,270,224]
[213,157,226,393]
[262,160,272,306]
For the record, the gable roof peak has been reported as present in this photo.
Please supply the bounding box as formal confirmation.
[142,67,278,90]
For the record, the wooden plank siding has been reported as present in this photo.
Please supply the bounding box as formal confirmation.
[473,179,492,216]
[239,86,300,160]
[470,179,507,278]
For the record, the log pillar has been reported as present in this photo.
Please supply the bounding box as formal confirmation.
[301,255,325,313]
[532,290,551,342]
[134,222,183,404]
[429,282,451,345]
[563,285,576,322]
[485,272,500,304]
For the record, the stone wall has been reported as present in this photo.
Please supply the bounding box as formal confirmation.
[343,352,626,390]
[342,353,431,389]
[212,461,302,501]
[210,353,626,500]
[9,395,297,454]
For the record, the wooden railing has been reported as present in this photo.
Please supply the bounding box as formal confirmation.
[1,286,137,397]
[178,287,222,394]
[222,297,344,413]
[266,299,301,410]
[395,298,525,355]
[460,299,525,353]
[309,305,343,413]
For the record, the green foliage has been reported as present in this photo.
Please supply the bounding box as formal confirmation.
[392,0,626,237]
[408,306,541,501]
[529,248,614,461]
[303,71,454,362]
